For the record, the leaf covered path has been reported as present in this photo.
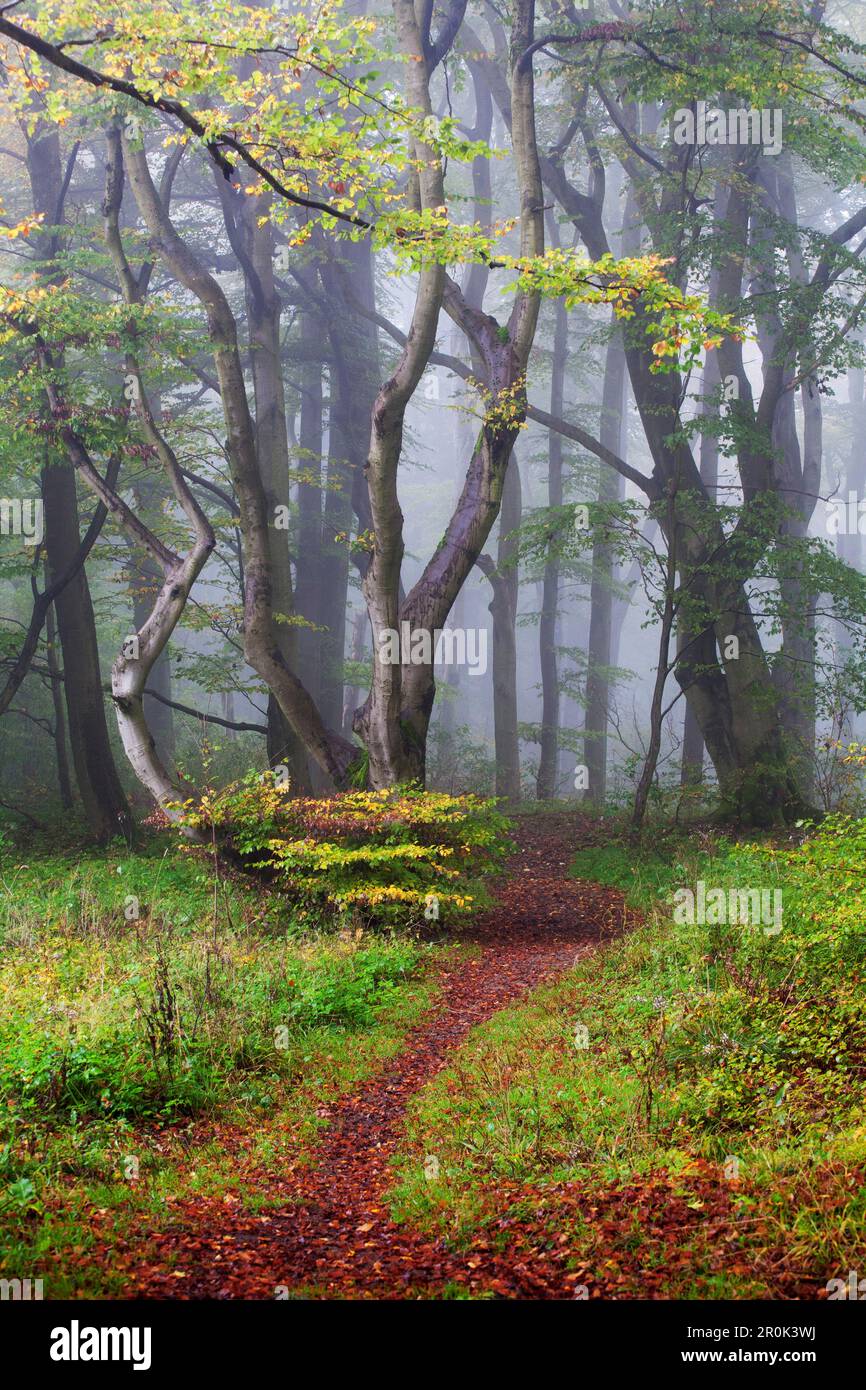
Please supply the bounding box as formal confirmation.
[127,815,631,1299]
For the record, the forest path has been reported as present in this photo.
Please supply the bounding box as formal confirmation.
[129,816,630,1299]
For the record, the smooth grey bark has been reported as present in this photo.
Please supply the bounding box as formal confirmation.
[343,606,369,738]
[88,127,217,825]
[126,487,176,768]
[354,0,450,786]
[386,0,545,783]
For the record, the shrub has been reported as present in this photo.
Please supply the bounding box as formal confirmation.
[176,777,511,930]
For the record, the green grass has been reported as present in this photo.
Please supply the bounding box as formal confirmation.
[0,835,461,1296]
[388,816,866,1297]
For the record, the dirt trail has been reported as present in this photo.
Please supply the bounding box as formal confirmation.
[130,816,628,1299]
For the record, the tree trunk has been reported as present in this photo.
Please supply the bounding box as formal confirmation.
[754,156,820,797]
[583,326,627,806]
[480,453,521,804]
[632,483,678,838]
[355,0,449,787]
[122,140,356,788]
[343,606,368,738]
[42,458,133,840]
[317,237,380,753]
[46,598,74,811]
[357,0,544,788]
[681,348,720,788]
[128,504,175,768]
[27,128,132,843]
[318,374,353,735]
[293,306,324,707]
[246,209,312,791]
[537,297,566,800]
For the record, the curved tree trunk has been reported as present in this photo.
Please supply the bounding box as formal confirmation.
[122,136,356,790]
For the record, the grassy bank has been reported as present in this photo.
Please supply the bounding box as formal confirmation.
[0,837,455,1295]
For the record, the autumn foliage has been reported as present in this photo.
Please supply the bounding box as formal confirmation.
[176,776,511,929]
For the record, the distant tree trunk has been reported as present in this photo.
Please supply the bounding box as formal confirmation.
[431,328,474,780]
[632,482,678,839]
[840,364,866,575]
[245,210,312,791]
[681,349,720,787]
[537,297,567,800]
[320,237,380,754]
[318,366,353,735]
[835,363,866,743]
[583,327,627,807]
[46,598,73,811]
[774,382,818,794]
[343,606,368,738]
[27,129,131,843]
[435,583,464,778]
[221,689,237,740]
[42,458,132,840]
[679,645,705,786]
[756,157,819,794]
[583,185,638,807]
[477,453,521,804]
[293,306,324,707]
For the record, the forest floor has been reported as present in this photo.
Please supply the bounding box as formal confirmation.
[1,810,862,1298]
[119,814,632,1298]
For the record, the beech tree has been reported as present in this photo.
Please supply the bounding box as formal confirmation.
[0,0,722,822]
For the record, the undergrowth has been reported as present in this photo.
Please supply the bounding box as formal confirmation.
[0,833,455,1293]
